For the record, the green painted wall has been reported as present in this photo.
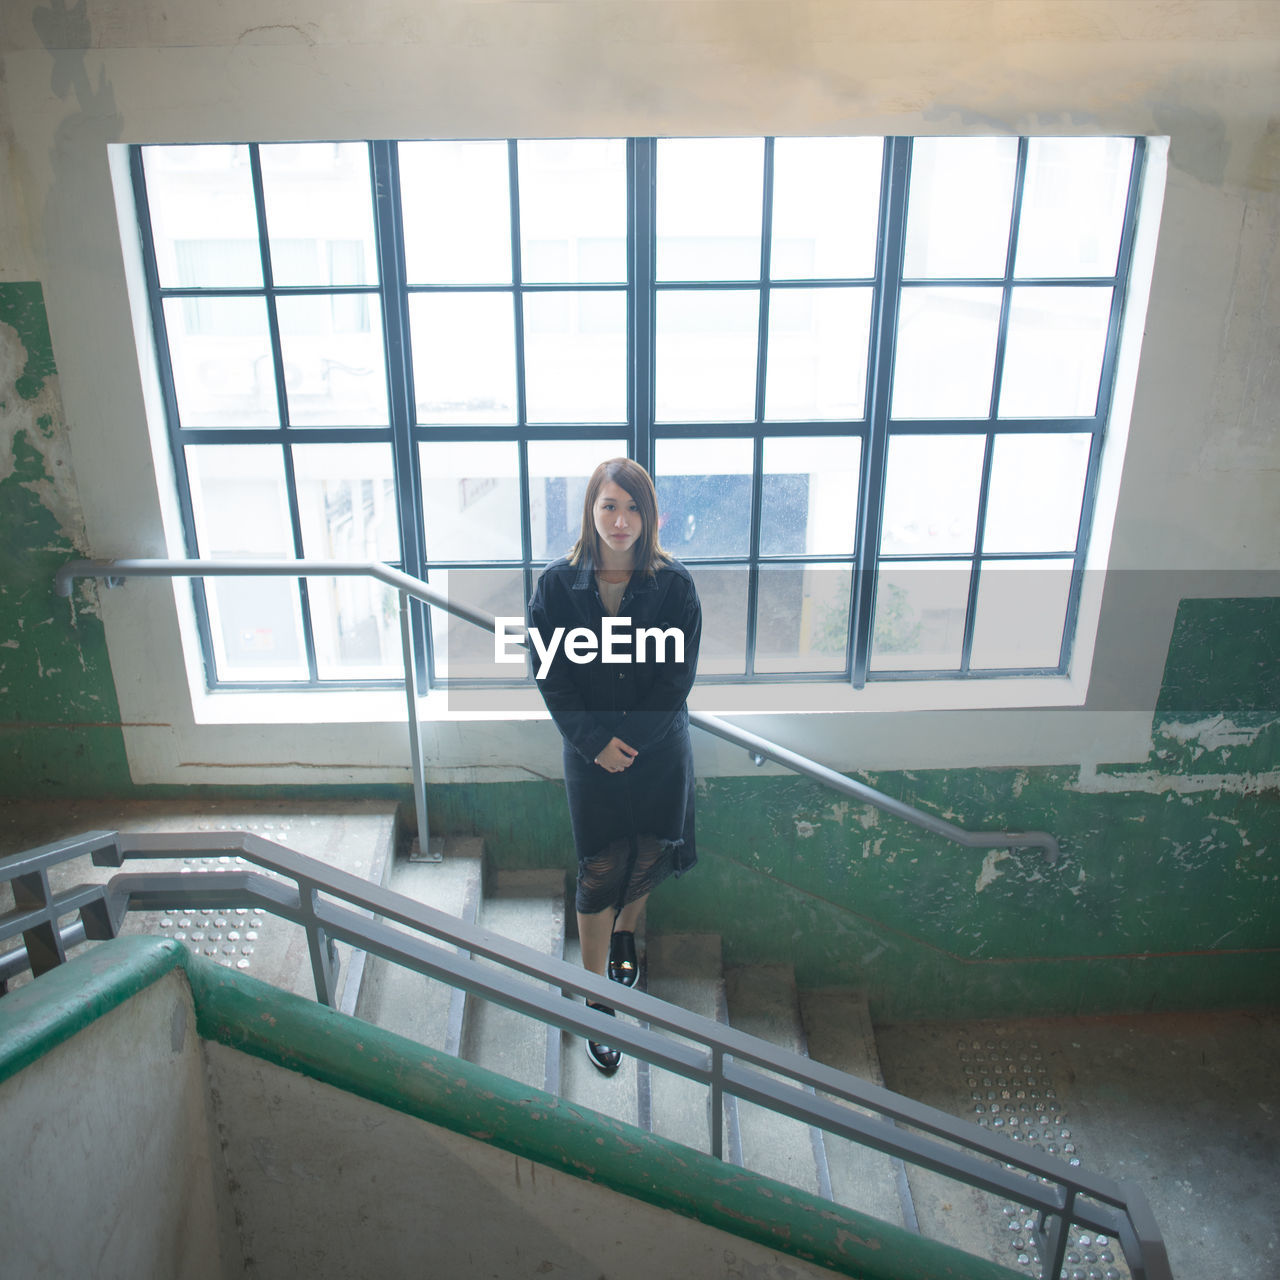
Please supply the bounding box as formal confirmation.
[0,283,133,794]
[2,280,1276,1020]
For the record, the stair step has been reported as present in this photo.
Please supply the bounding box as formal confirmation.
[799,988,911,1229]
[557,938,641,1126]
[351,836,483,1052]
[459,868,565,1092]
[724,964,829,1198]
[645,934,731,1157]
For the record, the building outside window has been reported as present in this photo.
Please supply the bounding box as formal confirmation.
[130,134,1145,694]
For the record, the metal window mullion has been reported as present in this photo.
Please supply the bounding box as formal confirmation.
[959,437,995,674]
[249,145,320,685]
[633,139,655,470]
[509,141,530,434]
[743,140,775,678]
[130,147,221,690]
[372,140,430,691]
[280,443,321,683]
[852,136,910,687]
[507,141,538,613]
[956,140,1027,677]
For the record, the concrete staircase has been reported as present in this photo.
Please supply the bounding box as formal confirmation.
[349,833,1279,1280]
[353,836,916,1244]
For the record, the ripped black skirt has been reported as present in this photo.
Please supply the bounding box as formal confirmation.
[562,721,697,916]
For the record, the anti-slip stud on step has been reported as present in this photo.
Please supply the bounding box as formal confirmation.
[608,930,638,987]
[585,1001,621,1075]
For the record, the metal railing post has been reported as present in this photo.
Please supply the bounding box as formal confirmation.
[709,1048,725,1160]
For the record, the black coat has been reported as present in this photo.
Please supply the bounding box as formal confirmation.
[527,553,702,764]
[528,552,701,893]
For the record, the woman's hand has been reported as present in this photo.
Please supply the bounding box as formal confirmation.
[594,737,638,773]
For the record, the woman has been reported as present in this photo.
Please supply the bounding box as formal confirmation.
[528,458,701,1075]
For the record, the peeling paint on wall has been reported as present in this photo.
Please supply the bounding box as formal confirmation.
[0,282,130,793]
[974,849,1010,893]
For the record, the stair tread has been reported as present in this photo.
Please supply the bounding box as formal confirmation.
[460,878,565,1090]
[645,933,724,1153]
[351,840,481,1049]
[725,964,824,1196]
[799,988,908,1229]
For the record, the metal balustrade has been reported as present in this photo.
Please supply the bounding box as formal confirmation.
[27,556,1154,1275]
[2,826,1168,1280]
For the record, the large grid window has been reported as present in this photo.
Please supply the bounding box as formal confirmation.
[131,135,1144,691]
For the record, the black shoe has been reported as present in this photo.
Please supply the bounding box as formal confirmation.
[607,930,638,987]
[585,1001,621,1075]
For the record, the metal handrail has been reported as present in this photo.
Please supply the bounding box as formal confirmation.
[54,556,1060,863]
[1,828,1168,1280]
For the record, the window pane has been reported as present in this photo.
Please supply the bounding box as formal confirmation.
[903,137,1018,279]
[880,434,985,555]
[184,444,307,680]
[1015,137,1134,279]
[891,287,1002,419]
[409,293,517,424]
[657,138,764,281]
[186,444,293,555]
[870,561,971,672]
[143,145,261,289]
[998,287,1113,419]
[655,437,754,557]
[755,564,851,673]
[310,577,403,679]
[399,141,512,284]
[761,436,861,556]
[969,560,1072,669]
[164,296,277,427]
[694,564,749,676]
[276,294,389,426]
[259,143,378,287]
[518,139,627,284]
[523,291,627,423]
[770,137,882,280]
[655,290,759,422]
[526,439,627,561]
[983,433,1091,554]
[293,443,400,562]
[428,567,527,681]
[420,440,521,561]
[764,286,872,421]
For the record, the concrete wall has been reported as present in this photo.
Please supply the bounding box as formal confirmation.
[2,940,1002,1280]
[0,3,1277,1014]
[205,1042,858,1280]
[0,971,224,1279]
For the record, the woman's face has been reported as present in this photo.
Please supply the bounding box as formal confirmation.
[593,480,642,561]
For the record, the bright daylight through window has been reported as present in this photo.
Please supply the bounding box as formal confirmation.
[131,135,1144,694]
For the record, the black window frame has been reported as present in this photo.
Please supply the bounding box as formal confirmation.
[130,135,1147,695]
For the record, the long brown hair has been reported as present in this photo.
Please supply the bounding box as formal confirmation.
[569,457,671,575]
